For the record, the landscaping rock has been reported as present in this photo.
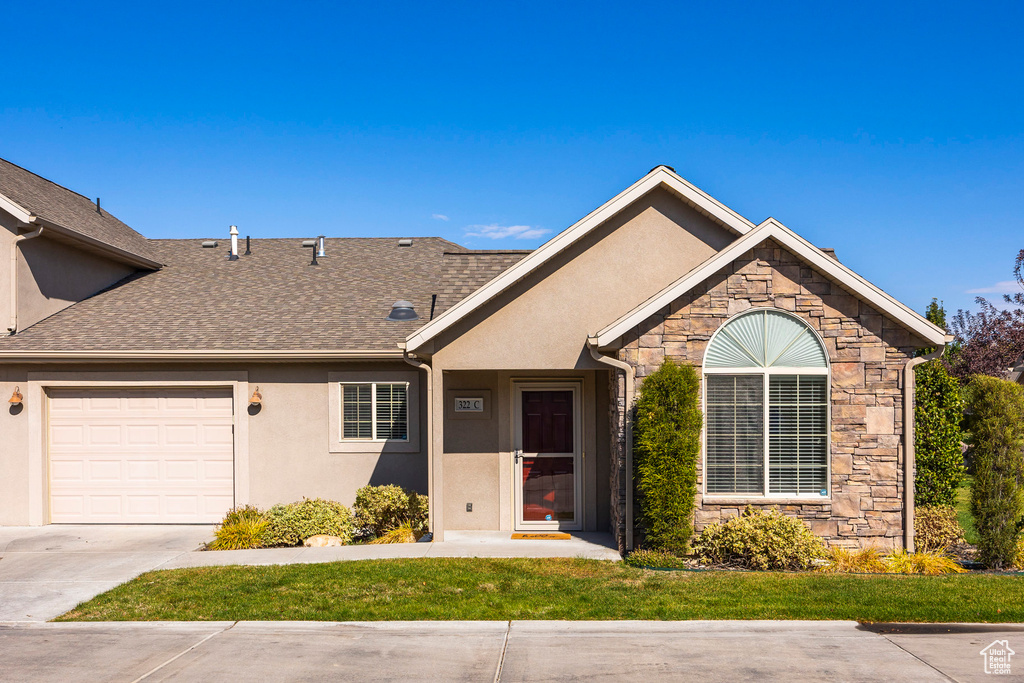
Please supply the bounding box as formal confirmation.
[303,535,345,547]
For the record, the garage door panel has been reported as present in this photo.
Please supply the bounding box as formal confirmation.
[49,387,234,524]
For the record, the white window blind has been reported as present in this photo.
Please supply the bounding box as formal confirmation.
[768,375,828,494]
[706,375,764,494]
[341,382,409,441]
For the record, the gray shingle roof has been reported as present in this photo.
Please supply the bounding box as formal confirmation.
[434,250,531,316]
[0,157,158,264]
[0,238,536,352]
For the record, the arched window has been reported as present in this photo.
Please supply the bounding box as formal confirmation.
[703,309,830,497]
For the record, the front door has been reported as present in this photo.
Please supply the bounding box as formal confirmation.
[514,384,581,530]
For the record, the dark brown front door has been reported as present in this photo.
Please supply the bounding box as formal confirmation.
[516,387,579,528]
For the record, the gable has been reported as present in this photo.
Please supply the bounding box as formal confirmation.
[428,186,740,369]
[594,219,947,349]
[406,166,754,353]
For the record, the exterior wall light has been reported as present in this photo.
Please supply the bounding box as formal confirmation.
[386,300,418,321]
[249,386,262,407]
[9,386,23,405]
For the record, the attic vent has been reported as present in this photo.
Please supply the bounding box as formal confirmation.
[301,240,316,247]
[201,241,219,248]
[398,238,413,247]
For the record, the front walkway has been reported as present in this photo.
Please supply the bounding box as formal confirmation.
[2,620,1014,681]
[0,526,618,621]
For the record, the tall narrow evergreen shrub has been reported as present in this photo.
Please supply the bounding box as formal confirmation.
[633,359,702,553]
[914,360,964,507]
[964,375,1024,568]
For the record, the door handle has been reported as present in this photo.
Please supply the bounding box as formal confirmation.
[514,449,522,464]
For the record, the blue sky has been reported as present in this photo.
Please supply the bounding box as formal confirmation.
[3,1,1022,316]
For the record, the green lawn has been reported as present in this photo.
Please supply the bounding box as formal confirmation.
[58,558,1024,623]
[956,476,980,545]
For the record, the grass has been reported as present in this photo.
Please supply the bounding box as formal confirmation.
[956,476,980,545]
[57,558,1024,623]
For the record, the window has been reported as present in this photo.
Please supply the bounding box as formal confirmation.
[341,382,408,441]
[703,309,829,497]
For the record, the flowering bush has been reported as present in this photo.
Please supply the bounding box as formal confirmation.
[692,507,826,571]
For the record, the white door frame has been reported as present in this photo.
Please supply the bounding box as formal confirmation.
[511,380,583,531]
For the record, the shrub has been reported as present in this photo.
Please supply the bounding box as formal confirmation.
[817,547,887,574]
[964,375,1024,568]
[263,498,355,546]
[368,520,423,544]
[209,505,269,550]
[622,548,688,569]
[883,550,966,575]
[914,360,965,507]
[353,485,428,538]
[1016,538,1024,570]
[692,507,826,571]
[915,505,965,552]
[633,360,702,554]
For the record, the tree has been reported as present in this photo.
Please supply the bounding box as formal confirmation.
[948,249,1024,381]
[917,298,947,357]
[914,359,964,507]
[633,359,702,553]
[964,375,1024,568]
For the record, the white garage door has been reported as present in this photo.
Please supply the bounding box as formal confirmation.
[48,387,235,523]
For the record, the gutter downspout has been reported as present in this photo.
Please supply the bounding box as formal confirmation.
[903,343,946,552]
[588,338,635,552]
[8,226,44,334]
[402,347,434,537]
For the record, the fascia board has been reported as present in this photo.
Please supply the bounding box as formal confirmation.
[595,219,947,347]
[27,216,164,269]
[405,168,755,352]
[0,192,35,224]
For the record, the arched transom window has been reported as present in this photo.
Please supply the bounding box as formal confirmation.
[703,309,830,498]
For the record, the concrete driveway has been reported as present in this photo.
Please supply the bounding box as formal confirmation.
[0,525,213,622]
[1,620,1021,682]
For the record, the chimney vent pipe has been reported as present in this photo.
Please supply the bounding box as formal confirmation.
[228,225,239,261]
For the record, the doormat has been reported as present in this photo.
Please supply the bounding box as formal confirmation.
[511,532,571,540]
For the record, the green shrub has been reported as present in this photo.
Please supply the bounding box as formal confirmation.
[263,498,355,546]
[209,505,268,550]
[1016,538,1024,570]
[623,548,687,569]
[633,359,702,554]
[692,507,826,571]
[964,375,1024,568]
[915,505,965,552]
[353,485,428,538]
[914,360,965,506]
[368,520,422,544]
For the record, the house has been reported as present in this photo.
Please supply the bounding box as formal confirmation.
[0,158,948,553]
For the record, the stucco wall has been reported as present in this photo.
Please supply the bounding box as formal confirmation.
[0,361,428,525]
[611,238,924,551]
[431,187,736,370]
[0,211,137,334]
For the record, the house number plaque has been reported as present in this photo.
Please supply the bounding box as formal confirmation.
[454,397,484,412]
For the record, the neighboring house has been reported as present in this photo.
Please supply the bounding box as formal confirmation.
[0,159,948,554]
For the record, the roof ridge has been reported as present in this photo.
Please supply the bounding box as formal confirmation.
[443,249,535,255]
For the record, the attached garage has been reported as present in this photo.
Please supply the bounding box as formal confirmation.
[47,387,235,523]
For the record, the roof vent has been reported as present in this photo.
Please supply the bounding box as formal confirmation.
[386,300,419,321]
[316,235,326,258]
[201,241,219,248]
[398,238,413,247]
[301,240,316,247]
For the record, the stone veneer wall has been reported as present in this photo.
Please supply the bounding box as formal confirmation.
[609,238,924,552]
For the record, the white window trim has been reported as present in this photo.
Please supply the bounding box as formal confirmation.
[328,370,420,454]
[339,381,410,442]
[701,310,832,501]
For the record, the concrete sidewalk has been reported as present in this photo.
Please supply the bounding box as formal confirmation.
[156,531,621,570]
[2,620,1020,682]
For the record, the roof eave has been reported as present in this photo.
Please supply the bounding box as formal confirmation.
[0,349,407,362]
[26,216,163,269]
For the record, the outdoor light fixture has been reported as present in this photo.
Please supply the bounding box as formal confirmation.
[386,301,418,321]
[249,386,262,407]
[8,386,23,405]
